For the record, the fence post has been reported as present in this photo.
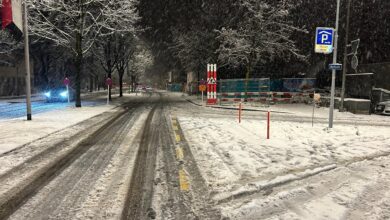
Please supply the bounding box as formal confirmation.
[239,102,242,123]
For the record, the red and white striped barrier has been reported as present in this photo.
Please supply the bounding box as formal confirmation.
[219,92,313,103]
[207,64,217,105]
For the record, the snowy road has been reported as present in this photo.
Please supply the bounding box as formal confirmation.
[0,93,217,220]
[0,92,389,220]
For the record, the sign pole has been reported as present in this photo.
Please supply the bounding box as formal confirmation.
[23,1,32,121]
[329,0,341,129]
[67,85,70,103]
[340,0,352,112]
[201,91,204,104]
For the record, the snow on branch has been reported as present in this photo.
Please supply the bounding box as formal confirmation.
[27,0,140,56]
[217,0,306,68]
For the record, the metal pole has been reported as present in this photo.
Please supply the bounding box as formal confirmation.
[267,111,270,139]
[329,0,341,128]
[23,1,32,121]
[312,91,315,127]
[67,85,70,103]
[340,0,352,112]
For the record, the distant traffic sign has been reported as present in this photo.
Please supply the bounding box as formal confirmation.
[329,63,343,71]
[315,27,334,54]
[106,77,112,86]
[64,77,70,86]
[199,85,206,92]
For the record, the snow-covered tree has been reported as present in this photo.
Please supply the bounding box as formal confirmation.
[128,44,153,90]
[28,0,139,107]
[217,0,305,80]
[0,31,23,65]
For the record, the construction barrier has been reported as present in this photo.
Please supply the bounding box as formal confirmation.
[218,78,315,105]
[207,64,217,105]
[219,92,313,104]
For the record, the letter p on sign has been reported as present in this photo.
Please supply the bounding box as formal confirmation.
[321,34,329,44]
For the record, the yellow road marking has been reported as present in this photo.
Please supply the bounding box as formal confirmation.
[179,169,190,191]
[176,147,184,160]
[175,134,181,143]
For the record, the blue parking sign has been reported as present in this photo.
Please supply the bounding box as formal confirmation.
[315,27,334,54]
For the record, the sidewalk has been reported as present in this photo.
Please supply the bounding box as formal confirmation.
[0,94,130,155]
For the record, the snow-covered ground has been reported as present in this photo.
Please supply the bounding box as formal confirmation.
[187,95,390,122]
[176,98,390,219]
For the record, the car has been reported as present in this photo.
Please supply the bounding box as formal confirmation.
[145,86,153,92]
[135,86,146,92]
[44,88,72,102]
[375,101,390,115]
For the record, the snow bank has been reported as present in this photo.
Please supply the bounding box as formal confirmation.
[0,105,117,155]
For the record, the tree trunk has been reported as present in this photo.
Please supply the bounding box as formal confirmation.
[108,73,112,101]
[89,75,93,92]
[119,73,123,97]
[75,33,82,108]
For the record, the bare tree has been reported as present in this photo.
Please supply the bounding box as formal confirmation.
[115,34,137,97]
[96,35,118,100]
[27,0,139,107]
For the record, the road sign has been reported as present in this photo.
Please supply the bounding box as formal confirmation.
[348,39,360,56]
[351,55,358,70]
[106,77,112,86]
[207,77,216,85]
[329,63,342,71]
[1,0,23,32]
[199,85,206,92]
[64,77,70,86]
[315,27,335,54]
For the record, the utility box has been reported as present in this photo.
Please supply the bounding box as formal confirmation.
[344,99,371,115]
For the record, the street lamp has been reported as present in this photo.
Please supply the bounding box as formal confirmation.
[329,0,341,128]
[23,0,32,120]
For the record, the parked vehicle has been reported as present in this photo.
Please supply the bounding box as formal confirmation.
[375,101,390,115]
[372,88,390,115]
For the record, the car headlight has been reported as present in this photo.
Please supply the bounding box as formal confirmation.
[60,91,68,98]
[45,92,51,98]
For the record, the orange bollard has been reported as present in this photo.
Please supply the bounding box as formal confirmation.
[267,111,270,139]
[238,102,242,123]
